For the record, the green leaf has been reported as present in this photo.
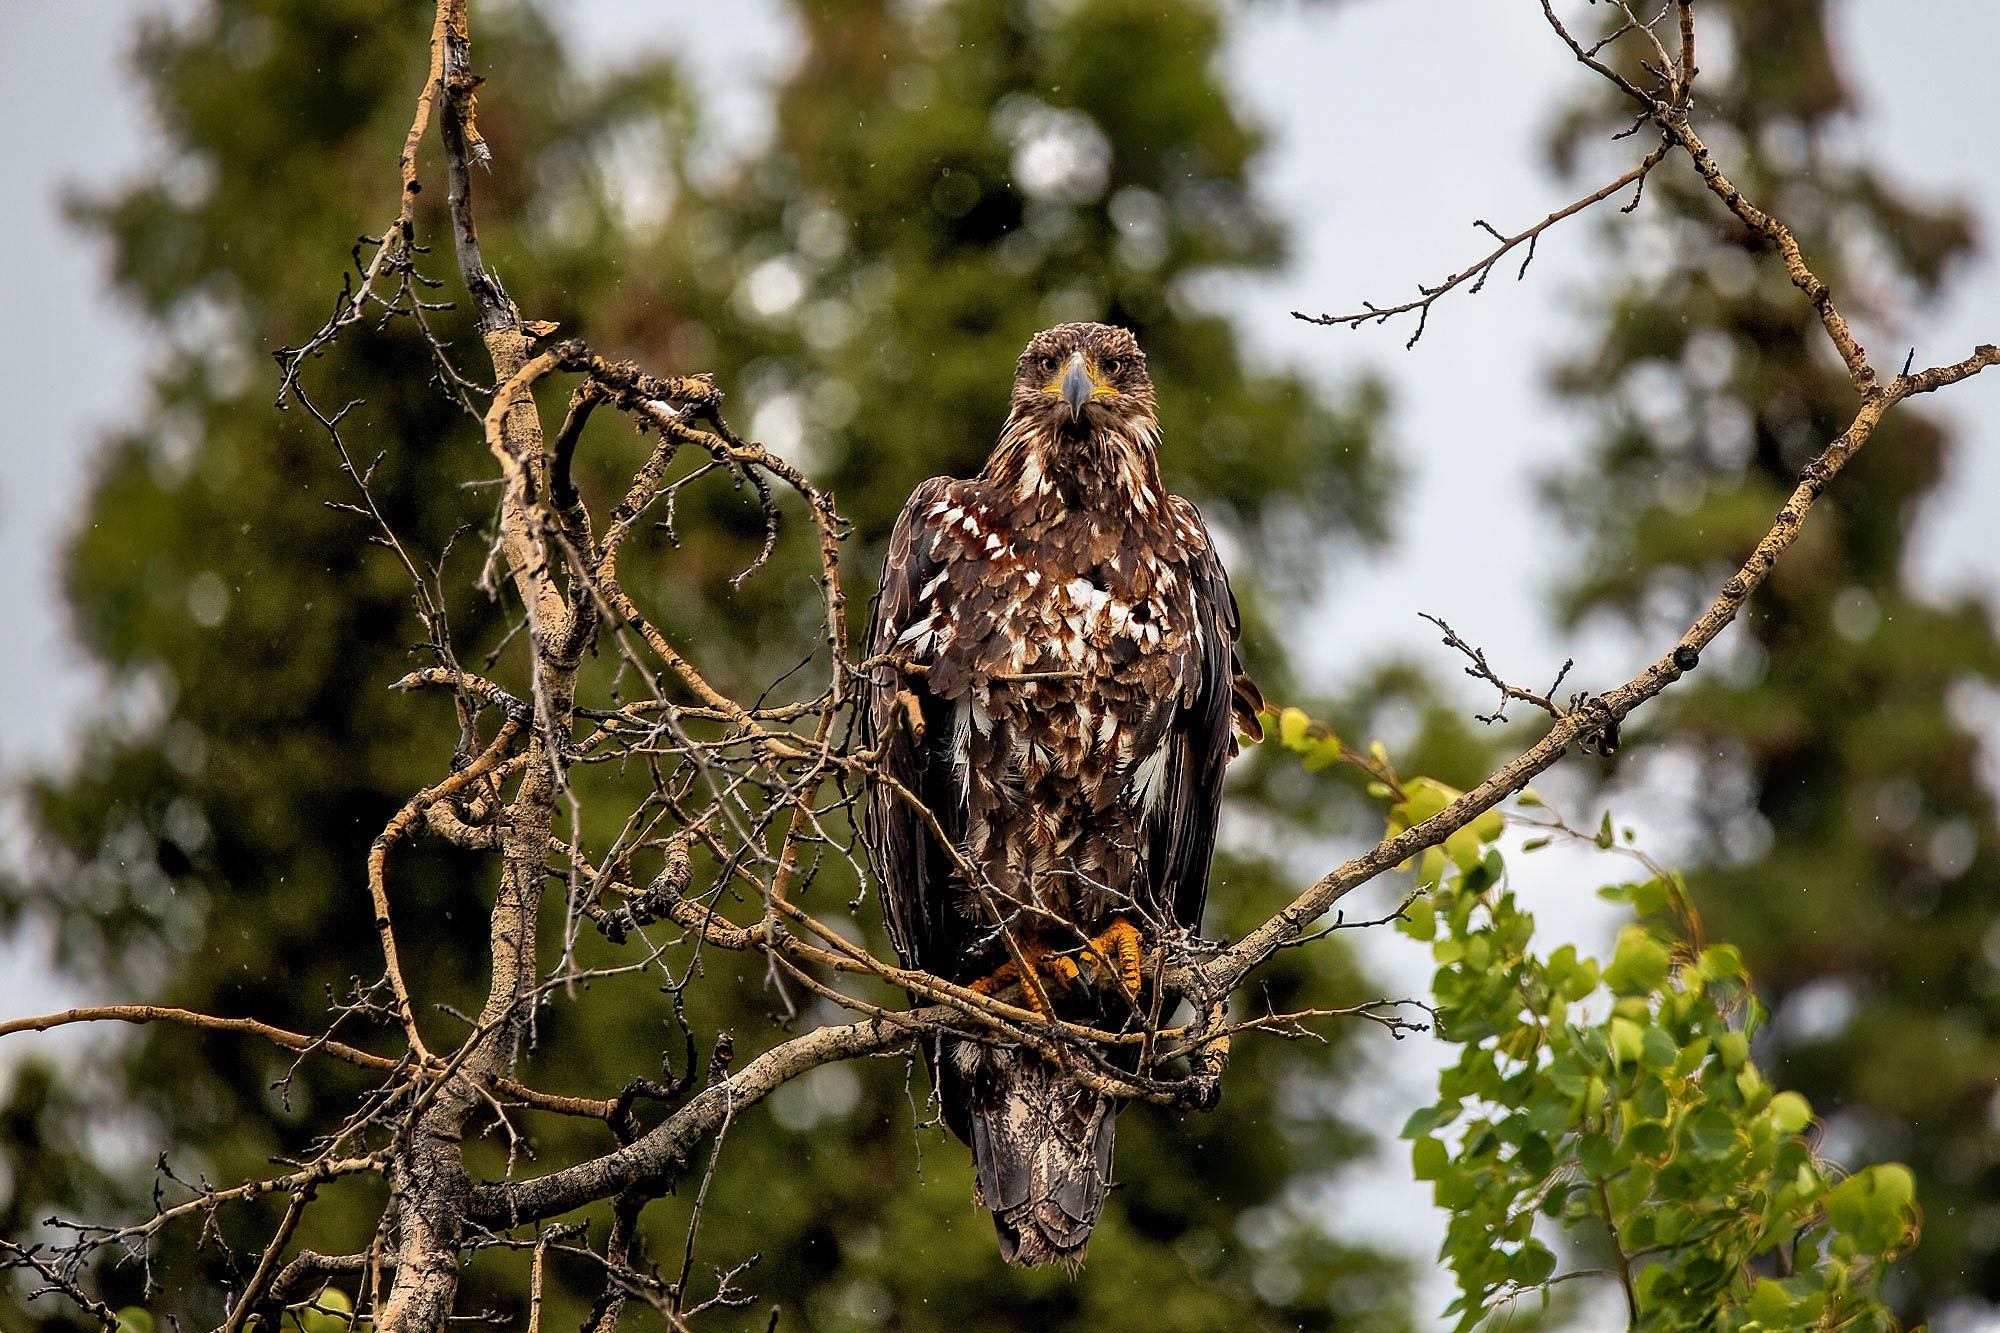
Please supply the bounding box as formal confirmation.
[1603,926,1672,996]
[1578,1132,1619,1178]
[1767,1090,1814,1135]
[1412,1135,1449,1182]
[1876,1162,1916,1210]
[1510,1241,1557,1285]
[1395,777,1457,827]
[1701,944,1745,981]
[1416,846,1448,888]
[1639,1024,1679,1070]
[1744,1277,1792,1324]
[1629,1120,1671,1157]
[1717,1030,1749,1070]
[1608,1016,1646,1067]
[1689,1105,1738,1158]
[1402,1103,1456,1139]
[1547,1055,1589,1099]
[1301,736,1343,770]
[1608,1159,1654,1215]
[1278,706,1311,749]
[1444,825,1486,871]
[1825,1163,1917,1253]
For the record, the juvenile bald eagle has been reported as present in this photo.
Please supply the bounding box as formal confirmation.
[863,322,1261,1268]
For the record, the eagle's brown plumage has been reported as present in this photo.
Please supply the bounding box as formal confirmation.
[863,322,1260,1268]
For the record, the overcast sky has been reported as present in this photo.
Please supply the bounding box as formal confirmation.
[3,1,1998,1326]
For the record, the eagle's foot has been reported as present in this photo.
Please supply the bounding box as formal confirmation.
[967,940,1081,1020]
[966,960,1021,997]
[1084,917,1146,1001]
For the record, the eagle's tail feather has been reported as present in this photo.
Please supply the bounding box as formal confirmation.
[964,1048,1117,1271]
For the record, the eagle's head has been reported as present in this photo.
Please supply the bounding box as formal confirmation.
[1008,322,1157,445]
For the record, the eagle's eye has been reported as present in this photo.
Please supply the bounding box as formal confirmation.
[1100,356,1122,377]
[1037,354,1060,375]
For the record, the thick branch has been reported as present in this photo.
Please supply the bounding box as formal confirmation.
[467,1013,917,1226]
[377,7,577,1328]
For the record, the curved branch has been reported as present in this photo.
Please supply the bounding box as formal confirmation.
[466,1012,916,1226]
[1200,347,1999,992]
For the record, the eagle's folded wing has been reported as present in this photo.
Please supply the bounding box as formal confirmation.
[862,476,966,981]
[1144,499,1257,935]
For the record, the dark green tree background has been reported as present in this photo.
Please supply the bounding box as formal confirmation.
[1547,0,2000,1317]
[0,0,1443,1328]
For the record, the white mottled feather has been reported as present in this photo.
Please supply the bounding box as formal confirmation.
[1130,745,1170,814]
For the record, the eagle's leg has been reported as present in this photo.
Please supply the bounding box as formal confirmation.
[967,937,1082,1019]
[1085,916,1146,1000]
[966,959,1021,995]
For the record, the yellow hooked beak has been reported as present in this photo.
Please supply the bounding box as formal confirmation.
[1047,351,1115,420]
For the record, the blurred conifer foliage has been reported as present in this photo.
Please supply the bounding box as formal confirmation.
[1547,0,2000,1315]
[0,0,1447,1326]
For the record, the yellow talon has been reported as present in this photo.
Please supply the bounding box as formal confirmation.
[1086,917,1146,1000]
